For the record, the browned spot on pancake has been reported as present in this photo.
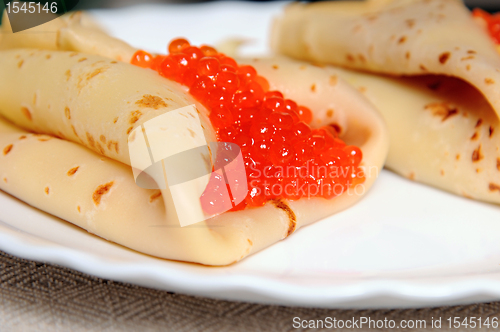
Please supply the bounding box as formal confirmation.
[64,69,71,81]
[248,239,253,246]
[497,158,500,171]
[310,84,316,92]
[462,191,472,199]
[180,113,188,119]
[45,54,51,59]
[419,64,427,71]
[326,109,334,118]
[110,61,117,64]
[461,56,474,61]
[86,132,95,148]
[87,67,106,80]
[329,123,342,135]
[187,128,195,138]
[135,94,167,109]
[398,36,407,44]
[3,178,6,183]
[67,166,79,176]
[113,117,118,124]
[456,154,460,160]
[37,137,51,142]
[188,112,195,118]
[44,187,50,195]
[440,169,445,176]
[272,65,279,70]
[201,152,211,171]
[299,65,306,70]
[77,206,81,213]
[489,183,500,192]
[426,80,441,91]
[408,172,415,181]
[17,60,24,68]
[358,86,367,93]
[69,52,78,57]
[485,78,495,85]
[439,52,450,64]
[21,107,32,121]
[150,190,162,203]
[466,65,471,71]
[129,110,142,124]
[3,144,13,155]
[100,135,106,144]
[346,54,355,62]
[358,54,366,63]
[126,127,133,135]
[78,57,87,62]
[405,51,411,60]
[405,19,415,28]
[71,125,79,138]
[476,168,481,173]
[125,132,134,144]
[472,145,483,162]
[476,119,483,127]
[467,50,477,54]
[93,182,114,206]
[19,135,26,140]
[272,199,296,237]
[490,126,494,137]
[311,62,325,69]
[329,75,337,86]
[64,107,71,120]
[424,102,457,121]
[96,142,105,155]
[114,142,120,153]
[471,132,479,141]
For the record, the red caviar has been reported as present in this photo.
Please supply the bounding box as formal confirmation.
[473,8,500,44]
[131,39,365,212]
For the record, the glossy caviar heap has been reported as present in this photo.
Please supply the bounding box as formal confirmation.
[131,39,364,213]
[473,8,500,44]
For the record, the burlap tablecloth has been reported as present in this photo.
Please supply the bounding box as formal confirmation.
[1,251,500,331]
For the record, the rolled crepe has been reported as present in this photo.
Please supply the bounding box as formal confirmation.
[0,11,136,61]
[272,0,500,204]
[0,33,388,264]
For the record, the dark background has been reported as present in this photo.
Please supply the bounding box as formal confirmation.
[0,0,499,28]
[1,0,500,13]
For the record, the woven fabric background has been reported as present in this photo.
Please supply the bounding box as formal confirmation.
[0,250,499,332]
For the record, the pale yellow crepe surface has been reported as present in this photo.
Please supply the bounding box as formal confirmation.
[0,47,388,264]
[272,0,500,204]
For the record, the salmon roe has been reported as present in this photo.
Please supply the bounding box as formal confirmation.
[473,8,500,44]
[131,39,365,213]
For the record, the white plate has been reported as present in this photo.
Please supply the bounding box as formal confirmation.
[2,2,500,309]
